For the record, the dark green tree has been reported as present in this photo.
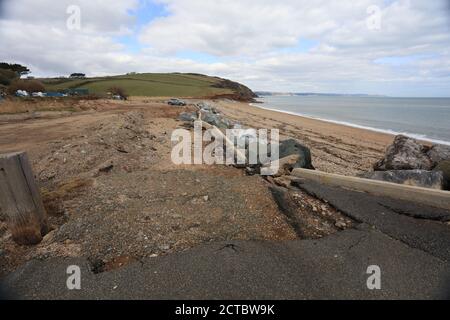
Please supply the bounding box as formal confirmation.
[69,73,86,78]
[0,68,20,86]
[0,62,30,76]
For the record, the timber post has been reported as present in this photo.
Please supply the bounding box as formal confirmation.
[0,152,49,245]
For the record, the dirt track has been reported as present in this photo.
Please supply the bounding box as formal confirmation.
[0,98,355,276]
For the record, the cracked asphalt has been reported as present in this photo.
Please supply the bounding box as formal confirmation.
[1,180,450,300]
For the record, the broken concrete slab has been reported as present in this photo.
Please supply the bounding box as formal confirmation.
[293,179,450,261]
[359,169,445,190]
[292,168,450,211]
[2,228,450,300]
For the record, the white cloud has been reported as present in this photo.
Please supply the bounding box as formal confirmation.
[139,0,450,57]
[0,0,449,96]
[2,0,138,34]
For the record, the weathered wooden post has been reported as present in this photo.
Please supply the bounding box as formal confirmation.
[0,152,49,245]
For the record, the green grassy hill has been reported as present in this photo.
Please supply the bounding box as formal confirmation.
[41,73,257,101]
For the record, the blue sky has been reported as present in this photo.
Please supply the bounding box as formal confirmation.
[1,0,450,97]
[115,1,167,52]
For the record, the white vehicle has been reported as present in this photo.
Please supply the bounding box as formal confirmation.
[15,90,29,97]
[168,98,186,106]
[31,92,46,97]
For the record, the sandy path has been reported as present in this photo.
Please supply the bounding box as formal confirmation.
[0,100,299,276]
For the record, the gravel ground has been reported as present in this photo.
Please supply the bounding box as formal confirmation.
[0,99,354,276]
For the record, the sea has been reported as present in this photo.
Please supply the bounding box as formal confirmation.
[253,95,450,146]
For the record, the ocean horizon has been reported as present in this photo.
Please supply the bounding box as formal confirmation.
[254,95,450,146]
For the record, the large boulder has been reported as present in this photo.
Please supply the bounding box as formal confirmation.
[433,160,450,190]
[428,144,450,166]
[178,111,197,122]
[261,154,301,177]
[279,139,315,170]
[374,135,432,171]
[360,170,445,190]
[197,102,219,114]
[201,112,235,129]
[245,139,314,176]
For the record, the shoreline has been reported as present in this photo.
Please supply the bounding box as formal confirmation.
[249,103,450,146]
[216,99,393,176]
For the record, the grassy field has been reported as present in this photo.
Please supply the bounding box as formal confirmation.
[42,73,234,98]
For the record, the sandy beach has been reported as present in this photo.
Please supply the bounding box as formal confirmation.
[215,100,395,176]
[0,97,387,275]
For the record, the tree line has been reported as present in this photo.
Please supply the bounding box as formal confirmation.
[0,62,46,95]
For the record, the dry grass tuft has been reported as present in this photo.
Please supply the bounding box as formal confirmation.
[0,97,89,115]
[42,178,94,216]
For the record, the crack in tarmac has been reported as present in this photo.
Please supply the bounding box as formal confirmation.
[378,202,450,223]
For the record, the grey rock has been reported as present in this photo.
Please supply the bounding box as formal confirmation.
[197,102,218,114]
[335,221,347,229]
[158,244,170,251]
[428,144,450,166]
[270,154,302,177]
[245,166,258,176]
[374,135,432,171]
[279,139,315,170]
[41,230,57,244]
[360,169,445,190]
[197,102,211,110]
[201,112,234,129]
[178,112,197,122]
[433,160,450,190]
[201,112,219,125]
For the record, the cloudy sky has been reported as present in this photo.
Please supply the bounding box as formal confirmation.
[0,0,449,96]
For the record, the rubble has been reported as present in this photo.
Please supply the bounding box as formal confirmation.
[367,135,450,190]
[35,111,156,184]
[177,101,237,129]
[0,99,360,277]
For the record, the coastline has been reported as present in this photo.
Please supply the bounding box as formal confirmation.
[250,102,450,146]
[216,100,394,176]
